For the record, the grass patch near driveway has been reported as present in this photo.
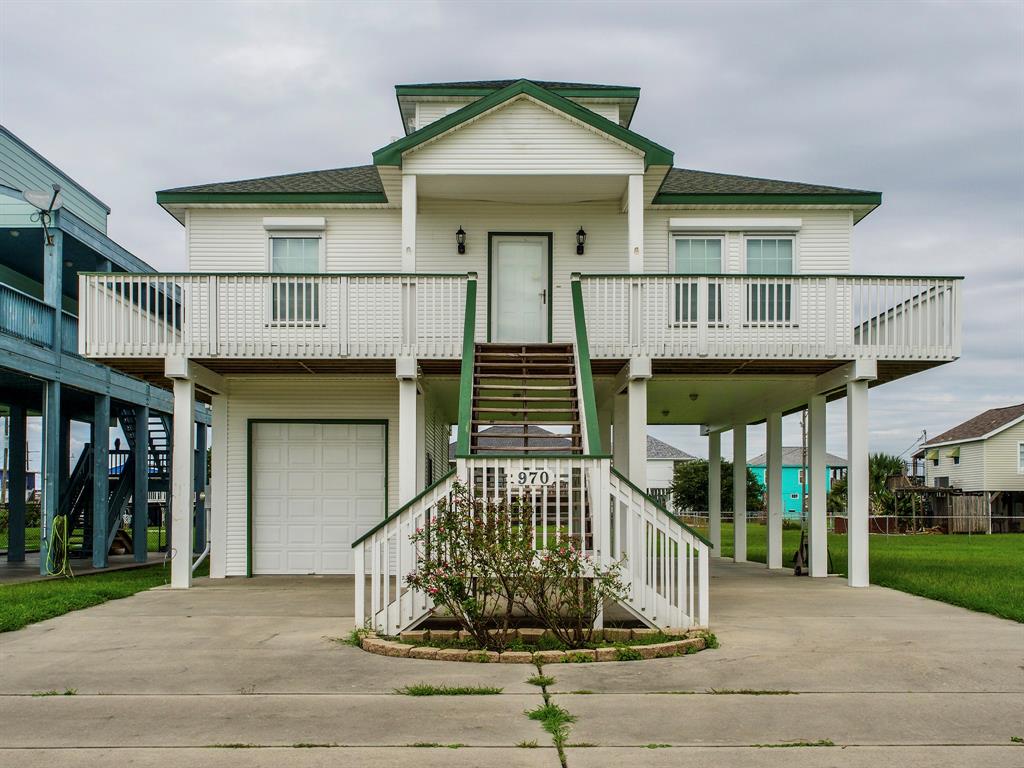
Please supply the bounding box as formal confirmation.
[703,523,1024,623]
[396,683,503,696]
[0,561,208,633]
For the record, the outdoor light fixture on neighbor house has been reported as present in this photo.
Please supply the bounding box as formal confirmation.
[456,226,466,254]
[576,226,587,255]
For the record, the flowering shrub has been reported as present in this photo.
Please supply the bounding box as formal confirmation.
[405,482,628,650]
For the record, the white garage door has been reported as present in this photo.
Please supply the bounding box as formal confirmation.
[251,422,386,575]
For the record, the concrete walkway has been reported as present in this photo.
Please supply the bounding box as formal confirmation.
[0,561,1021,766]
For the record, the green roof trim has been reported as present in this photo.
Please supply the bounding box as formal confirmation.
[156,191,387,205]
[395,85,641,100]
[375,79,672,169]
[652,192,882,206]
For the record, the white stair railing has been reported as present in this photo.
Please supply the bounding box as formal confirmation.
[608,467,710,629]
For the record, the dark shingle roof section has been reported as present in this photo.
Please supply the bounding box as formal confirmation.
[659,168,877,196]
[748,447,847,467]
[448,426,572,458]
[397,79,637,92]
[647,435,696,460]
[923,403,1024,446]
[159,165,383,195]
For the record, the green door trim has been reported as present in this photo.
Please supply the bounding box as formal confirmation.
[246,418,389,578]
[486,232,554,343]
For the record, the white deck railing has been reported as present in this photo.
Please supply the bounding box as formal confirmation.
[578,273,962,360]
[78,272,470,359]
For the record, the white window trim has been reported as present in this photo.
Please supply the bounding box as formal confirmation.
[265,230,326,273]
[741,233,800,275]
[668,234,726,274]
[1017,441,1024,474]
[669,217,802,231]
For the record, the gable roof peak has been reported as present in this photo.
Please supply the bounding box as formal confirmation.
[923,402,1024,446]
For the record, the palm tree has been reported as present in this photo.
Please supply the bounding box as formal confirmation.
[827,454,911,517]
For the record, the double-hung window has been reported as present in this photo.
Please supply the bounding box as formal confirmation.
[672,237,723,324]
[746,237,794,324]
[269,236,321,324]
[1018,441,1024,474]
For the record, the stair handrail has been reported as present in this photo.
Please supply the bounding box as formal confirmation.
[570,273,603,455]
[609,467,712,547]
[455,272,478,458]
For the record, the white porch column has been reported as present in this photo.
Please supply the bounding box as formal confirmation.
[627,174,644,272]
[847,380,870,587]
[171,378,195,589]
[397,358,420,505]
[401,174,416,272]
[210,392,228,579]
[733,424,747,563]
[708,431,722,556]
[766,411,783,569]
[808,395,828,577]
[626,358,649,489]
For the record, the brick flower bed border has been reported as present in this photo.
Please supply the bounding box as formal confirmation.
[359,627,710,663]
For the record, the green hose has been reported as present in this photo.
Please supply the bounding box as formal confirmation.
[45,516,74,578]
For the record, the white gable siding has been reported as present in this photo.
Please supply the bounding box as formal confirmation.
[415,199,628,342]
[187,208,402,273]
[221,377,400,577]
[647,458,676,489]
[403,97,643,176]
[414,100,475,130]
[924,440,986,492]
[569,101,619,123]
[983,421,1024,491]
[644,210,853,274]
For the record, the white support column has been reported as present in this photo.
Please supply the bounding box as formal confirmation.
[733,424,747,563]
[398,358,420,505]
[708,431,722,556]
[766,411,783,569]
[627,174,644,272]
[416,386,427,491]
[808,395,828,577]
[612,392,629,477]
[401,174,417,272]
[847,380,870,587]
[627,377,647,490]
[210,392,228,579]
[171,378,195,589]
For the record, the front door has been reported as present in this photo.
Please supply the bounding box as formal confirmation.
[491,235,549,342]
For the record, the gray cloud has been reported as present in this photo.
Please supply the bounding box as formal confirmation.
[2,0,1020,465]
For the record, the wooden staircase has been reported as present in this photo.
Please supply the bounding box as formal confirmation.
[470,343,582,454]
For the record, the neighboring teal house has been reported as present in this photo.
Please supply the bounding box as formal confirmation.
[749,447,847,519]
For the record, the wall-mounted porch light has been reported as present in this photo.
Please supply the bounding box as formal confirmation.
[576,226,587,255]
[456,226,466,254]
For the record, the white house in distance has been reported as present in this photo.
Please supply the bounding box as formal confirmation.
[79,78,962,632]
[918,403,1024,532]
[645,435,695,504]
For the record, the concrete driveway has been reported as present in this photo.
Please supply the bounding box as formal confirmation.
[1,561,1021,767]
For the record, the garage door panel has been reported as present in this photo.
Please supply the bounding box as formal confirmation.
[252,422,386,575]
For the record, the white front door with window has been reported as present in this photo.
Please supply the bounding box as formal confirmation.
[491,236,549,342]
[251,422,385,575]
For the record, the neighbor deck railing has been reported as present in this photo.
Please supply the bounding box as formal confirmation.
[78,272,471,359]
[579,273,962,360]
[0,282,81,356]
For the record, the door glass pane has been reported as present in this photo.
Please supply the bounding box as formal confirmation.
[673,238,722,322]
[494,240,546,342]
[746,238,793,322]
[270,238,320,322]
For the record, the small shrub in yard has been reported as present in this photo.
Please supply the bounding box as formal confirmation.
[615,645,643,661]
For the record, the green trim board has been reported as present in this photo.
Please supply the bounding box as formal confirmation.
[156,191,388,205]
[609,467,712,547]
[375,79,673,169]
[570,276,602,455]
[351,468,456,547]
[456,275,478,457]
[651,192,882,206]
[245,418,389,578]
[395,85,641,100]
[486,232,553,344]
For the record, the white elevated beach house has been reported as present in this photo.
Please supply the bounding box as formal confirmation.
[79,79,962,633]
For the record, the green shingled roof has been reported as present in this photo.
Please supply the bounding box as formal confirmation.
[396,79,639,94]
[156,165,386,204]
[653,168,881,208]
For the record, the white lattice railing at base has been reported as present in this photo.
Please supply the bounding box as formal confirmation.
[352,457,711,635]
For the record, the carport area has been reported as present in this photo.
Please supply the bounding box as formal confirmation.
[0,562,1020,766]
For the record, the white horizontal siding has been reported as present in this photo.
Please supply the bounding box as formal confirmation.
[403,97,643,176]
[0,131,108,233]
[221,377,401,576]
[187,208,402,273]
[924,441,986,492]
[416,199,628,342]
[568,100,619,124]
[644,210,853,274]
[647,459,676,489]
[984,422,1024,491]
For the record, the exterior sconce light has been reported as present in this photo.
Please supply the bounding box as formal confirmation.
[576,226,587,255]
[456,226,466,254]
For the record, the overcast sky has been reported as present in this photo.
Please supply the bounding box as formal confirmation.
[2,0,1021,466]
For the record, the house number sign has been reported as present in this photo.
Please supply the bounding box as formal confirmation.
[513,468,555,487]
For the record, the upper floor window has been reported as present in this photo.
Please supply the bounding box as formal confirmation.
[672,237,722,323]
[269,236,321,324]
[1018,441,1024,474]
[746,237,794,323]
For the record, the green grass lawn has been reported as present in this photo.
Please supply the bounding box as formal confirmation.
[700,523,1024,623]
[0,559,209,633]
[2,527,168,554]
